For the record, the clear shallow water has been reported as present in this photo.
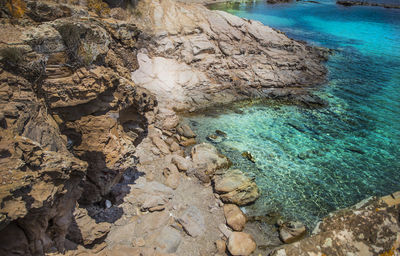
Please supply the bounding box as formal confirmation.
[185,0,400,227]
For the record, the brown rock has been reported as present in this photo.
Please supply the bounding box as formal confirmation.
[177,124,196,138]
[223,204,247,231]
[172,155,192,172]
[279,221,306,244]
[163,164,180,189]
[180,138,197,147]
[215,239,226,254]
[227,232,256,256]
[170,141,181,152]
[214,169,259,206]
[152,136,171,155]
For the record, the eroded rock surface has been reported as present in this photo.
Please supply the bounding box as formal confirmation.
[271,195,400,256]
[132,0,328,112]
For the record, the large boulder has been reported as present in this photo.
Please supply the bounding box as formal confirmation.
[227,232,256,256]
[213,169,259,206]
[223,204,247,231]
[189,143,231,183]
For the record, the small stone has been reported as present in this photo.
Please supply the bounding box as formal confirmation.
[105,200,112,209]
[152,136,171,155]
[223,204,246,231]
[215,239,226,254]
[170,141,181,152]
[241,151,256,163]
[227,232,256,256]
[178,124,196,138]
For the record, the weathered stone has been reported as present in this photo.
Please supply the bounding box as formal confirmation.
[178,206,206,237]
[213,169,259,206]
[179,138,197,147]
[172,155,192,172]
[271,195,400,256]
[164,164,181,190]
[152,136,171,155]
[279,221,306,244]
[227,232,256,256]
[223,204,247,231]
[177,124,196,138]
[215,239,226,254]
[155,226,182,253]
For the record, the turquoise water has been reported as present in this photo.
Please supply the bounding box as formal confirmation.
[185,1,400,227]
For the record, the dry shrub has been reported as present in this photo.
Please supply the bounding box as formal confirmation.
[4,0,26,18]
[87,0,110,17]
[0,47,25,67]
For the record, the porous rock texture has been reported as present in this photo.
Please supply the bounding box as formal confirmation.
[131,0,328,112]
[271,195,400,256]
[0,1,154,255]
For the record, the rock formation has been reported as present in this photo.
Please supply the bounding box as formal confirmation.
[131,0,328,112]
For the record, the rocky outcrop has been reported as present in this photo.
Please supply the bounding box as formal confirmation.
[271,194,400,256]
[131,0,327,112]
[0,1,155,254]
[337,0,400,9]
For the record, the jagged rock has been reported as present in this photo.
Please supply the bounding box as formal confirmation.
[213,169,259,206]
[178,206,206,237]
[227,232,256,256]
[279,221,306,244]
[271,194,400,255]
[189,143,231,183]
[223,204,247,231]
[132,0,327,112]
[67,206,111,246]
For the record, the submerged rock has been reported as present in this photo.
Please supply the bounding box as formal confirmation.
[242,151,256,163]
[279,221,307,244]
[213,169,260,206]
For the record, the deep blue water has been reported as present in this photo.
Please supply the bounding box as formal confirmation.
[185,0,400,227]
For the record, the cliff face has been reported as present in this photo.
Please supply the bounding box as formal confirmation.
[131,0,328,112]
[0,1,155,255]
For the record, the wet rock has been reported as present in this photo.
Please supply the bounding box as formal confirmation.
[178,206,206,237]
[179,138,197,147]
[241,151,256,163]
[279,221,307,244]
[177,124,196,138]
[215,130,227,137]
[155,226,182,253]
[227,232,256,256]
[207,134,223,143]
[223,204,247,231]
[213,169,259,206]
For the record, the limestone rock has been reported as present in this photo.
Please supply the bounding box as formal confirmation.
[163,164,181,190]
[180,138,197,147]
[132,0,328,112]
[178,206,206,237]
[271,195,400,256]
[223,204,247,231]
[279,221,306,244]
[213,169,259,206]
[227,232,256,256]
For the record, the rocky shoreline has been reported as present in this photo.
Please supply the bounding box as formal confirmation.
[337,0,400,8]
[0,0,399,256]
